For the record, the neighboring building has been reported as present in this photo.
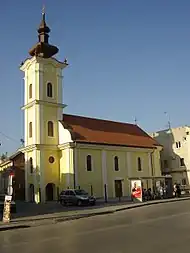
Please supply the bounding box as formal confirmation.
[12,10,164,203]
[150,126,190,190]
[0,159,12,193]
[0,151,25,200]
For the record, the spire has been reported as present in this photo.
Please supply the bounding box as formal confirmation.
[29,7,59,58]
[37,5,50,43]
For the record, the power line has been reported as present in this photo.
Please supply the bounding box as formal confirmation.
[0,131,21,144]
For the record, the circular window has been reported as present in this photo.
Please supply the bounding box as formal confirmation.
[49,156,55,163]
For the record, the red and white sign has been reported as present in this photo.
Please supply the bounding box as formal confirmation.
[131,180,142,202]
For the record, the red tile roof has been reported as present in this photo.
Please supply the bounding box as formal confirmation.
[62,114,161,149]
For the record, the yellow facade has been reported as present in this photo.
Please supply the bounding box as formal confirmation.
[20,56,67,203]
[70,144,162,198]
[77,147,103,197]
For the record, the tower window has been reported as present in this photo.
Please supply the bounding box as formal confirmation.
[114,156,119,171]
[47,82,53,97]
[48,121,54,137]
[29,122,32,138]
[137,157,142,171]
[49,156,55,164]
[86,155,92,171]
[29,84,32,99]
[29,157,33,173]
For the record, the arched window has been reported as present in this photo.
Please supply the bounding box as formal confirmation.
[138,157,142,171]
[86,155,92,171]
[47,82,53,97]
[29,122,32,138]
[29,84,32,99]
[29,157,33,173]
[114,156,119,171]
[48,121,54,137]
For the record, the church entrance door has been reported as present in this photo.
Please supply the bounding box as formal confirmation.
[114,180,123,198]
[46,183,55,201]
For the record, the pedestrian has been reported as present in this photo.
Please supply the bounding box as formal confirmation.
[173,183,177,197]
[176,184,181,198]
[159,186,164,199]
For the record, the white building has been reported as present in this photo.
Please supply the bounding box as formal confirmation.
[150,126,190,191]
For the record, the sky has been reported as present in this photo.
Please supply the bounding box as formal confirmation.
[0,0,190,155]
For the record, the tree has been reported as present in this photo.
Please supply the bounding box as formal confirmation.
[0,152,8,162]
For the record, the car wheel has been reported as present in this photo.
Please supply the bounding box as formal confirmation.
[77,200,82,206]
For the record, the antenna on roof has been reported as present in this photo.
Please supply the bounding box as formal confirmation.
[164,111,171,129]
[20,138,24,146]
[134,117,138,125]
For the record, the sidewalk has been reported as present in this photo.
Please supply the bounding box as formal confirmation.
[0,196,190,231]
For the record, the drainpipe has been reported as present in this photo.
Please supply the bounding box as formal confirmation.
[150,150,155,191]
[150,150,154,177]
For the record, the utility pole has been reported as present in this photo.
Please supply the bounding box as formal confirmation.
[2,172,14,223]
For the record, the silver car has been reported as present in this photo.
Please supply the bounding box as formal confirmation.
[59,189,96,206]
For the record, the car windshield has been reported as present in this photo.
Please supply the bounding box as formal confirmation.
[74,190,88,196]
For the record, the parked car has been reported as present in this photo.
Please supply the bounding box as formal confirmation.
[0,194,16,213]
[59,189,96,206]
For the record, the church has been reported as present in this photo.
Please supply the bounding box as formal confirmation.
[0,11,164,203]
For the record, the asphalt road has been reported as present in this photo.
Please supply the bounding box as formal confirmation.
[1,200,190,253]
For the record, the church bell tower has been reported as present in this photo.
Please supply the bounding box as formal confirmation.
[20,9,68,203]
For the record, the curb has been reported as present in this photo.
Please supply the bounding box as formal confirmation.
[55,210,115,223]
[115,197,190,212]
[0,225,30,232]
[0,211,115,231]
[0,197,190,231]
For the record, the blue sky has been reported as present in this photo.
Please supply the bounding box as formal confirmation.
[0,0,190,154]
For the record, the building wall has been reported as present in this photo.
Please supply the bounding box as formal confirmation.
[2,144,162,201]
[106,150,128,198]
[0,153,25,199]
[151,126,190,188]
[71,143,162,198]
[60,147,74,191]
[0,160,12,193]
[77,147,102,197]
